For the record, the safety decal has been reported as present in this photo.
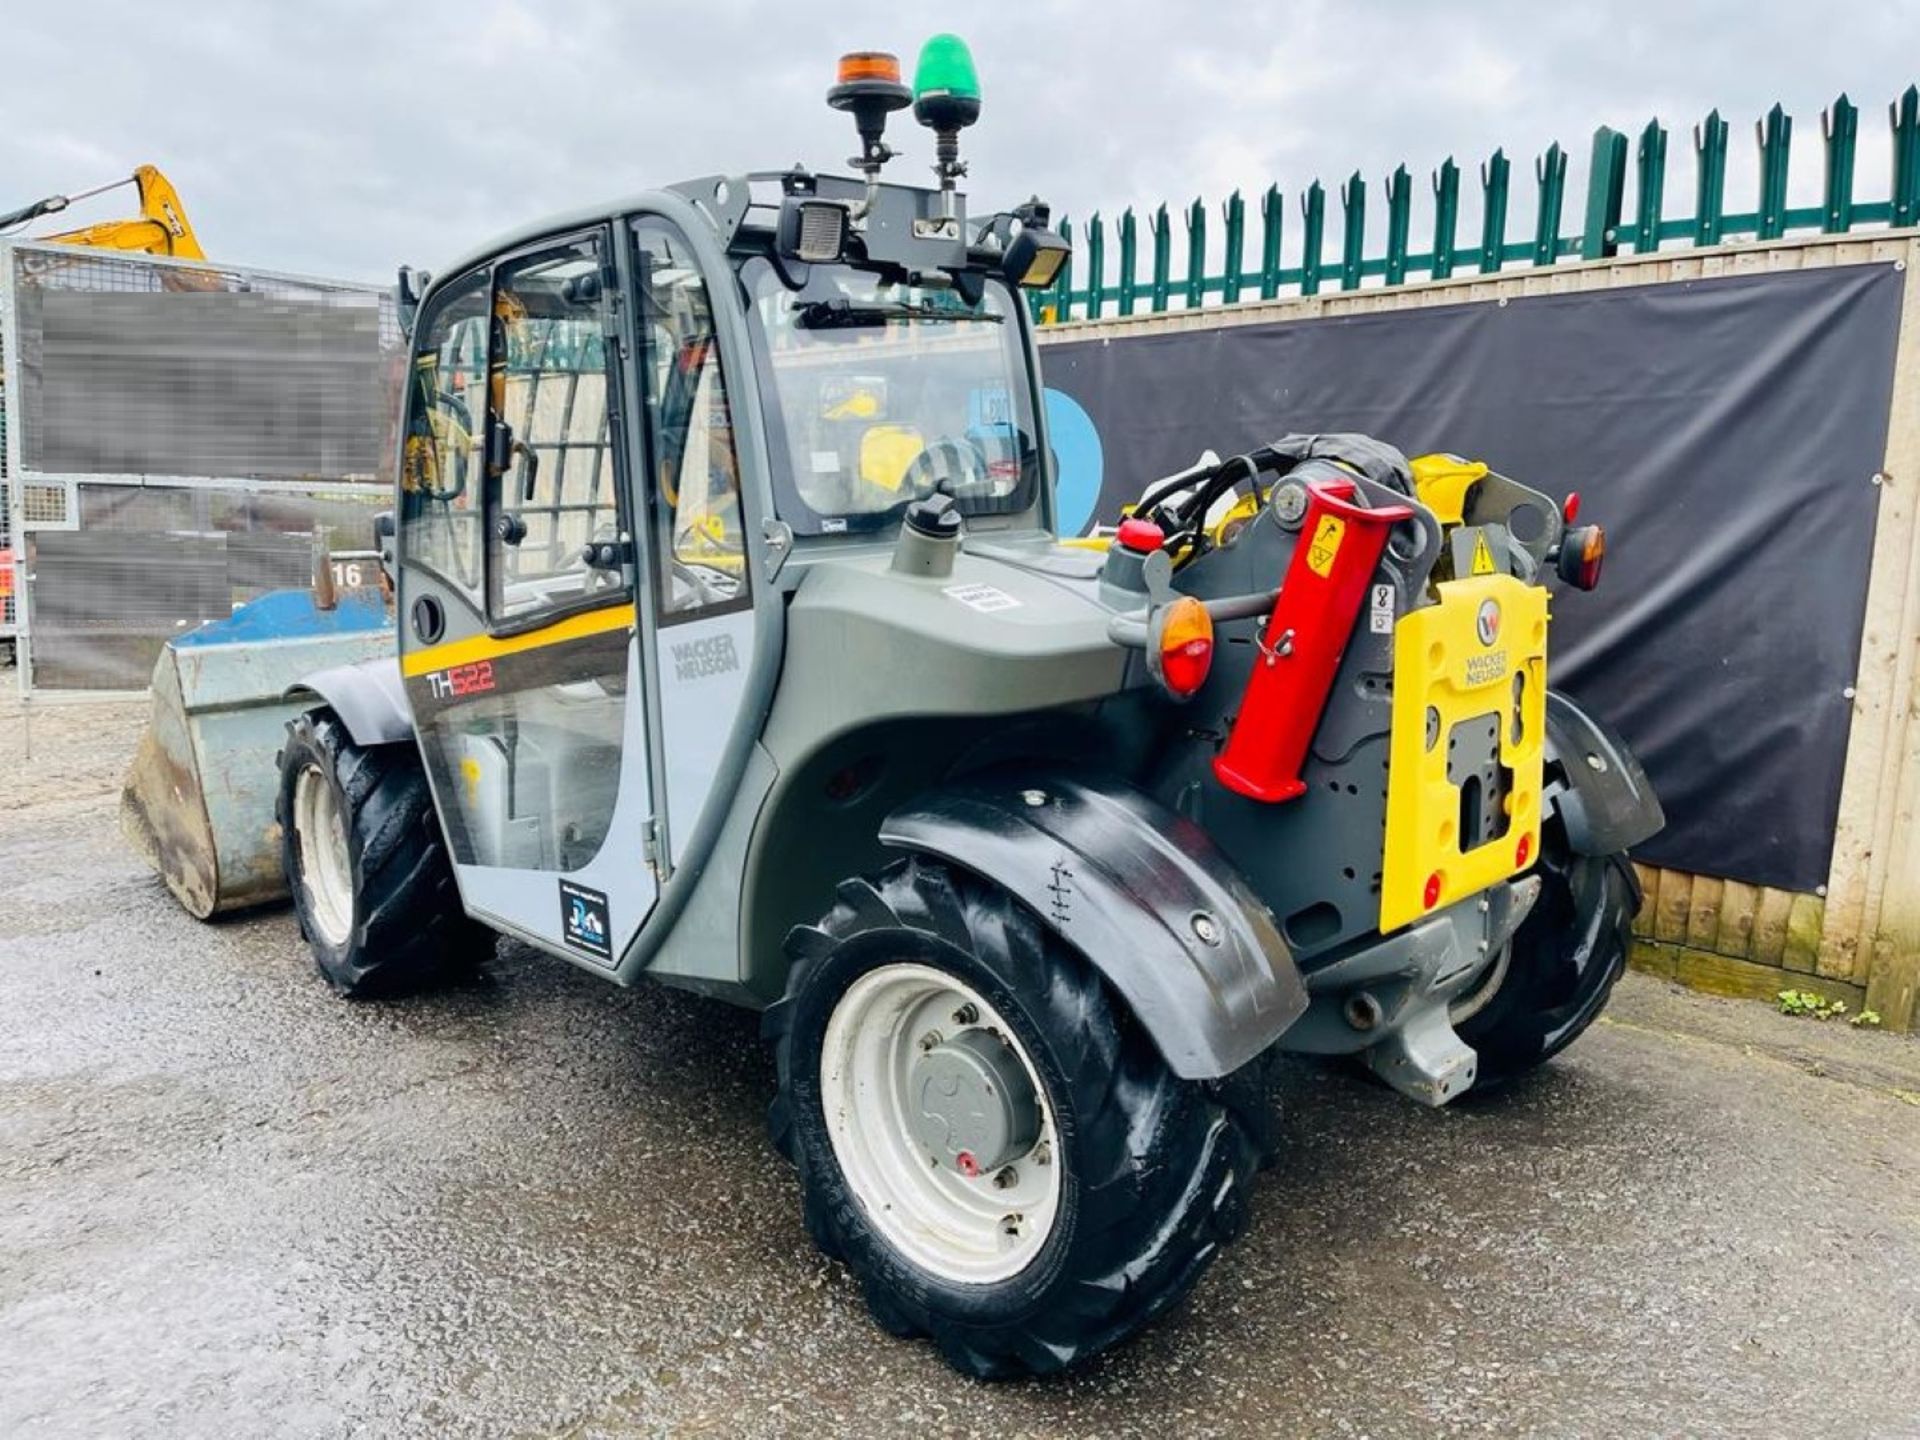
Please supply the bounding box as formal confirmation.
[559,879,613,960]
[1470,530,1497,576]
[944,582,1022,613]
[1369,582,1396,635]
[1306,515,1346,577]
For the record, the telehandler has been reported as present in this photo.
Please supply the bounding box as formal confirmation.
[266,38,1661,1376]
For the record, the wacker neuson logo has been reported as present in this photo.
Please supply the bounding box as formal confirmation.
[671,634,741,681]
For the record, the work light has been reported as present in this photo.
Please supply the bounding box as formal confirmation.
[1003,223,1070,289]
[778,198,850,263]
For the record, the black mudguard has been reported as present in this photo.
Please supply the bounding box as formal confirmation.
[880,768,1308,1080]
[287,657,413,748]
[1544,691,1664,857]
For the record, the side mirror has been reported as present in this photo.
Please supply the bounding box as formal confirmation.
[374,510,397,586]
[395,265,431,339]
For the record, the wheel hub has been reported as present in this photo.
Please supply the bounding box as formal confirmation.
[909,1027,1039,1176]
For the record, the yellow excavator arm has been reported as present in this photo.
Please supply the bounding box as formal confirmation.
[0,165,205,260]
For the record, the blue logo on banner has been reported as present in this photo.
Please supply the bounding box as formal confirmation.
[1044,388,1104,537]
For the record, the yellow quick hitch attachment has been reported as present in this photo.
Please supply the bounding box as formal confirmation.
[1379,572,1548,933]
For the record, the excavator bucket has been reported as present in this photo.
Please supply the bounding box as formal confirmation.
[121,588,393,918]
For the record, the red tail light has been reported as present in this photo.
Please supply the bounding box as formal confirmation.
[1556,524,1605,591]
[1156,596,1214,698]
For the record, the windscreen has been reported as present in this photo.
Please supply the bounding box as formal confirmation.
[741,260,1041,534]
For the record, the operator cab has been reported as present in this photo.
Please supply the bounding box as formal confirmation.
[666,43,1068,549]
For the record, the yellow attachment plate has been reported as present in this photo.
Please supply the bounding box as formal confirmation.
[1380,573,1548,933]
[1409,453,1490,525]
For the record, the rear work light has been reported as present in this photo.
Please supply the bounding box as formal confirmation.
[1152,596,1214,699]
[1556,524,1606,591]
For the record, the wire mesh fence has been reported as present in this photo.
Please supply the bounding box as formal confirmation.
[1,241,398,692]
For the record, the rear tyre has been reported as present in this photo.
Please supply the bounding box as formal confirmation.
[277,709,487,997]
[1453,828,1638,1092]
[766,856,1263,1379]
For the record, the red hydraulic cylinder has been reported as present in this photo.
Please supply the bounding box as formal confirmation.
[1213,477,1414,802]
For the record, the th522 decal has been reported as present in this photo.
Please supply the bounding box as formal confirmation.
[425,660,496,700]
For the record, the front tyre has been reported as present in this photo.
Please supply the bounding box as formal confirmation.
[277,709,487,997]
[766,856,1262,1378]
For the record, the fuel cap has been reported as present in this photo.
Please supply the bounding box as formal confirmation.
[904,491,962,539]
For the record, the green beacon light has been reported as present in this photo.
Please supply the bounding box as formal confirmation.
[912,34,981,126]
[912,34,981,207]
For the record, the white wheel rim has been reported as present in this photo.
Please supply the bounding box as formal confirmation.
[293,764,354,948]
[820,962,1062,1285]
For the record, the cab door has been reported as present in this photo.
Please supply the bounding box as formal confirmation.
[396,228,657,965]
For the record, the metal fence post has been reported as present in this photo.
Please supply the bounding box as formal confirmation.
[1300,181,1326,295]
[1635,119,1669,252]
[1696,110,1729,246]
[1891,87,1920,228]
[1582,126,1628,260]
[1823,95,1859,233]
[1258,185,1283,300]
[1757,103,1793,240]
[1085,213,1106,320]
[1432,158,1460,279]
[1533,142,1568,265]
[1184,198,1206,308]
[1151,204,1172,313]
[1222,190,1245,304]
[1383,166,1412,285]
[1479,149,1510,273]
[1338,173,1366,290]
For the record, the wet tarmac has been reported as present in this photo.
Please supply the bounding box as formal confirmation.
[3,697,1919,1437]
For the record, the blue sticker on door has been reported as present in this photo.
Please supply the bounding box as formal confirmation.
[560,879,613,960]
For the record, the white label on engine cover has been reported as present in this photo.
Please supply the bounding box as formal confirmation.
[1369,583,1395,634]
[944,582,1023,614]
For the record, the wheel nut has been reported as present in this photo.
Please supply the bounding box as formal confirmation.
[1020,788,1048,808]
[1033,1140,1052,1167]
[1191,911,1221,945]
[951,1003,979,1027]
[917,1029,942,1053]
[1001,1213,1022,1237]
[993,1165,1018,1189]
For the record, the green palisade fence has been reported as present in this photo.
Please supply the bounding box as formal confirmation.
[1036,85,1920,324]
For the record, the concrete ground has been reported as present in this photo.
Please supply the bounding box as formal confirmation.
[3,693,1919,1439]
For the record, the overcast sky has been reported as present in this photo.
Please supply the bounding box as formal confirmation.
[6,1,1919,284]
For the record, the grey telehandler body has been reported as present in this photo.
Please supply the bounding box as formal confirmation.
[268,39,1661,1376]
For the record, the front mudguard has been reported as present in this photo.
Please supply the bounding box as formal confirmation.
[1544,691,1664,858]
[881,769,1308,1080]
[286,656,412,748]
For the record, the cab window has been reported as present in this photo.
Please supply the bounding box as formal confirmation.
[487,236,627,623]
[399,271,488,598]
[633,219,749,622]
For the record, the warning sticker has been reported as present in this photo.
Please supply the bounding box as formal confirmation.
[1306,515,1347,577]
[944,582,1023,614]
[1470,531,1497,576]
[1368,582,1395,634]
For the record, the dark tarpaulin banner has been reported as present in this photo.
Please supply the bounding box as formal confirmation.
[1039,265,1904,892]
